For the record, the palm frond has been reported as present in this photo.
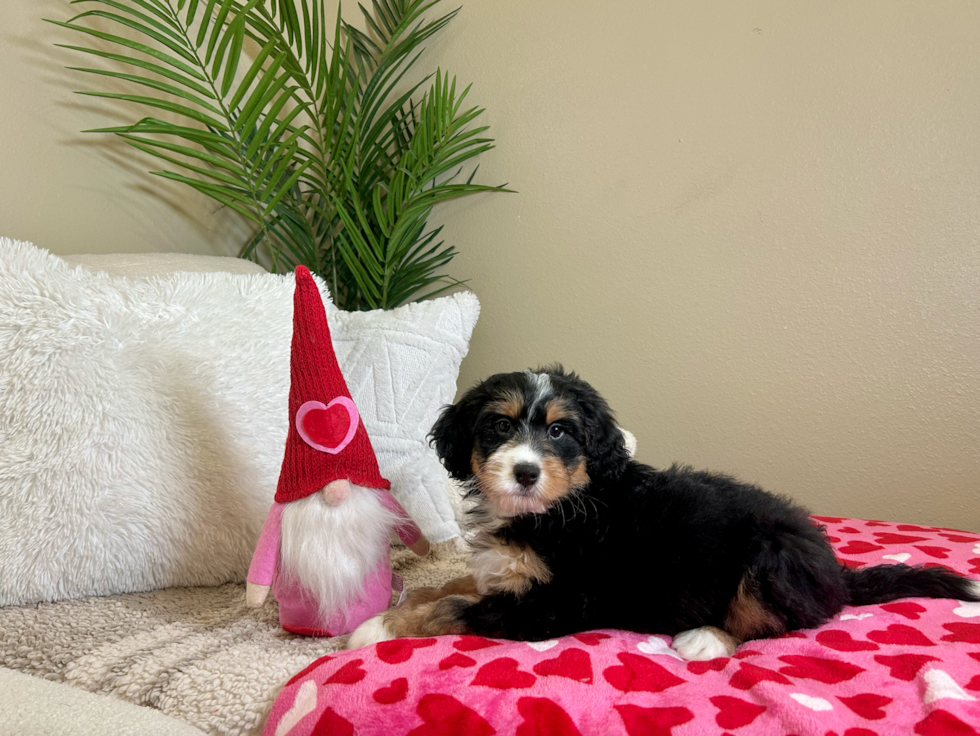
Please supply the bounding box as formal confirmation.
[52,0,509,310]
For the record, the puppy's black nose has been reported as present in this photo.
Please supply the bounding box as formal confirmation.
[514,463,540,488]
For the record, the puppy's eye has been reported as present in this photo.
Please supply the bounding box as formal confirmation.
[494,418,513,434]
[548,424,565,440]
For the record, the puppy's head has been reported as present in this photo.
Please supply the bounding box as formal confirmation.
[430,366,630,517]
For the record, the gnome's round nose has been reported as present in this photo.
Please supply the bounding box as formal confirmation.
[321,479,351,506]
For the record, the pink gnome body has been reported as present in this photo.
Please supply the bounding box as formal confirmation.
[245,266,429,637]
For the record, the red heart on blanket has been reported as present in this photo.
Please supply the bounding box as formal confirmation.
[471,657,537,689]
[965,675,980,691]
[372,677,408,704]
[286,655,334,686]
[688,658,728,675]
[438,652,476,670]
[865,521,891,527]
[898,524,939,533]
[840,558,867,569]
[453,636,502,652]
[296,398,359,453]
[532,648,593,684]
[881,601,927,620]
[728,662,793,690]
[873,532,929,544]
[324,658,366,685]
[913,709,980,736]
[407,694,495,736]
[815,630,880,652]
[939,533,980,544]
[873,653,939,681]
[603,652,686,693]
[572,632,611,646]
[914,545,950,559]
[516,697,582,736]
[837,541,885,555]
[777,655,865,684]
[839,527,862,534]
[314,707,354,736]
[838,693,892,720]
[941,623,980,643]
[614,705,694,736]
[842,729,880,736]
[867,624,935,647]
[710,695,766,729]
[376,637,437,664]
[968,558,980,575]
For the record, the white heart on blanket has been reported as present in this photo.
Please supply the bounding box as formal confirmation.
[275,680,319,736]
[953,601,980,618]
[923,669,977,704]
[637,636,684,659]
[789,693,833,711]
[526,640,559,652]
[882,553,911,563]
[839,613,874,621]
[974,543,980,555]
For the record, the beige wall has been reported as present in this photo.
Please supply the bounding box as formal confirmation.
[3,1,979,531]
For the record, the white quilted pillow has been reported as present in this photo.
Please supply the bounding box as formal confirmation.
[0,239,478,606]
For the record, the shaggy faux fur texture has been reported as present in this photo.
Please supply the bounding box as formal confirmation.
[0,541,467,736]
[0,239,478,606]
[279,488,400,622]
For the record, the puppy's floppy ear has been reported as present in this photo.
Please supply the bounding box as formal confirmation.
[429,391,483,481]
[570,376,630,481]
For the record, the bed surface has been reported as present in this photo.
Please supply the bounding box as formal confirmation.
[3,519,978,736]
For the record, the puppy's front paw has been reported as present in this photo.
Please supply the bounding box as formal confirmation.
[670,626,739,661]
[346,614,395,650]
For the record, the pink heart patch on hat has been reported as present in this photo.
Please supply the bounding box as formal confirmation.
[296,398,359,454]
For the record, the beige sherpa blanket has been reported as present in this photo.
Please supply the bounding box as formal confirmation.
[0,542,467,736]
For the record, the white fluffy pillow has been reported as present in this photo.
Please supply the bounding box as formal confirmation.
[0,239,478,606]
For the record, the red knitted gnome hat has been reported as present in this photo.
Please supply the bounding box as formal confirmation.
[275,266,390,503]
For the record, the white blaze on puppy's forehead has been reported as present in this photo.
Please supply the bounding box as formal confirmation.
[524,370,553,416]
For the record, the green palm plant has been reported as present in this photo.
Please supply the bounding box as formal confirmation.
[49,0,508,309]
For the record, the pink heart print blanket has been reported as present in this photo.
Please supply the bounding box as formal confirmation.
[264,516,980,736]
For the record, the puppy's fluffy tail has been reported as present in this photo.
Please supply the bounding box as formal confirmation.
[844,564,980,606]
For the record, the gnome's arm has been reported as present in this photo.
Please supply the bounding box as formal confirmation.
[246,502,285,606]
[377,490,429,556]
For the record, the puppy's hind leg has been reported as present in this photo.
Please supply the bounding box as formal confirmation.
[347,593,478,650]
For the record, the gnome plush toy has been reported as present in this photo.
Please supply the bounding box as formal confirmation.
[245,266,429,637]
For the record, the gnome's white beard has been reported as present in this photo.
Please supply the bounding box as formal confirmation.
[279,486,399,623]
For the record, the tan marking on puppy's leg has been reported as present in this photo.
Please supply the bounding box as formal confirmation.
[724,576,786,641]
[401,575,478,607]
[381,594,479,638]
[470,536,551,596]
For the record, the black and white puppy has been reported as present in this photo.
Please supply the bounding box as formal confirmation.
[349,367,980,659]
